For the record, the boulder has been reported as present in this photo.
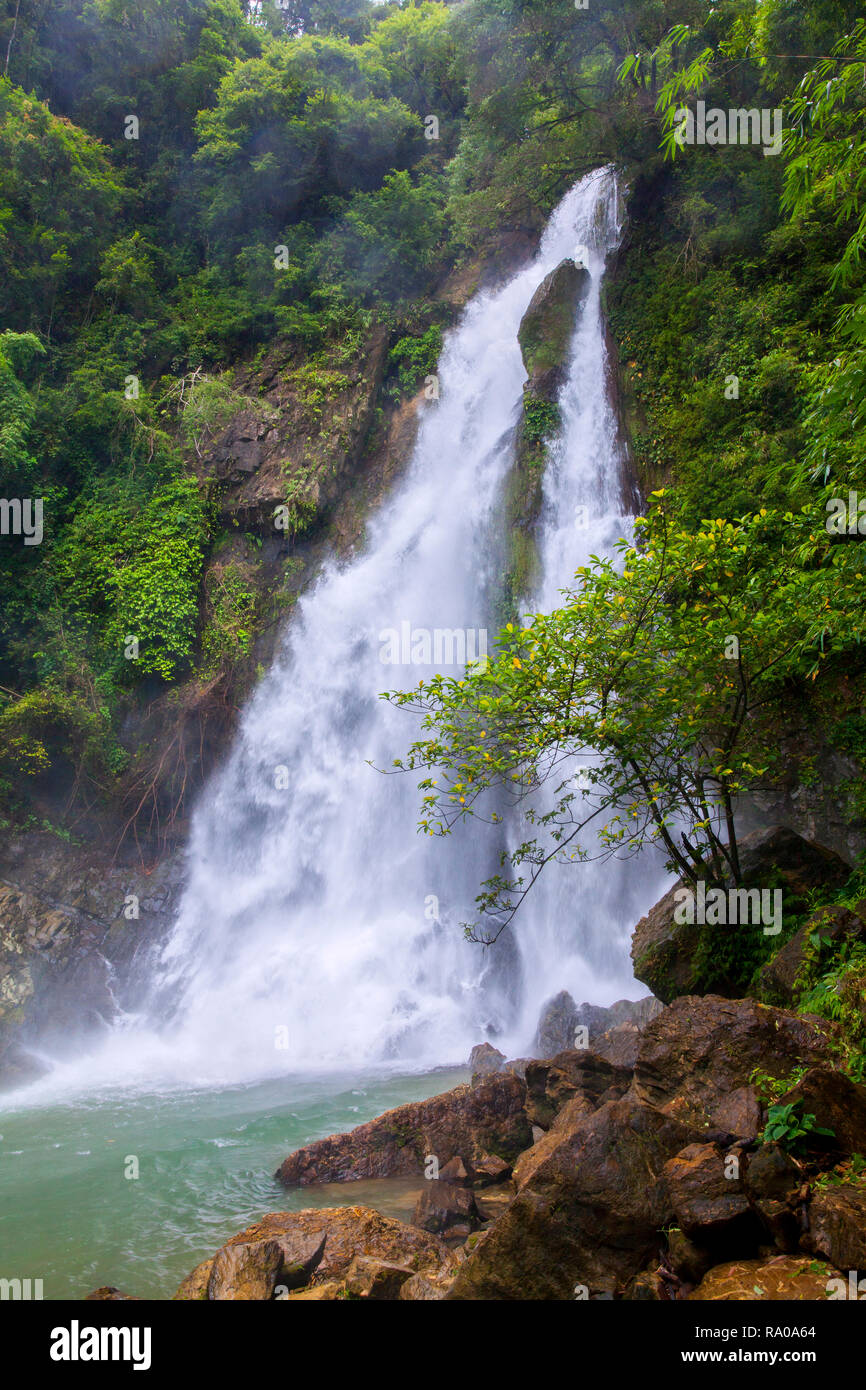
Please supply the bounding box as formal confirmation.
[84,1287,139,1300]
[776,1067,866,1156]
[468,1042,506,1084]
[275,1073,531,1186]
[344,1257,416,1300]
[632,995,834,1125]
[173,1258,214,1301]
[802,1187,866,1270]
[534,991,584,1056]
[439,1155,469,1184]
[179,1206,455,1301]
[518,259,591,397]
[524,1048,631,1130]
[446,1097,696,1299]
[663,1143,758,1244]
[592,1022,642,1069]
[689,1254,839,1300]
[738,827,850,902]
[757,902,866,1006]
[471,1152,511,1186]
[631,827,851,1003]
[412,1180,481,1237]
[209,1227,326,1301]
[744,1143,804,1202]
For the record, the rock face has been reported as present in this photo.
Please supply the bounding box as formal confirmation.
[631,826,851,1003]
[632,995,834,1124]
[177,1207,455,1301]
[275,1073,532,1186]
[505,259,592,601]
[446,1097,696,1299]
[518,259,591,398]
[0,838,186,1087]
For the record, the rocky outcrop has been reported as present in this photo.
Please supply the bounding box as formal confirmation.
[446,1097,697,1299]
[275,1072,532,1186]
[176,1206,455,1301]
[504,259,592,603]
[469,1042,506,1084]
[775,1067,866,1156]
[631,826,851,1003]
[517,260,591,399]
[533,989,662,1057]
[631,995,835,1125]
[0,837,186,1087]
[524,1048,632,1130]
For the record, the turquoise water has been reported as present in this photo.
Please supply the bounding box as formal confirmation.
[0,1067,468,1300]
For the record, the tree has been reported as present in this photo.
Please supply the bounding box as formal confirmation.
[386,500,864,942]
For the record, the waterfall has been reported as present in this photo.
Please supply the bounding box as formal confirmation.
[66,166,667,1090]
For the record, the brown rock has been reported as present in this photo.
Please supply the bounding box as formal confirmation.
[666,1229,715,1285]
[208,1227,326,1301]
[84,1287,139,1300]
[593,1023,642,1069]
[275,1073,531,1186]
[468,1042,505,1084]
[524,1048,631,1130]
[777,1067,866,1156]
[758,903,866,1006]
[689,1254,839,1300]
[710,1085,762,1142]
[632,995,834,1124]
[802,1187,866,1270]
[439,1155,469,1184]
[192,1206,454,1300]
[663,1143,756,1242]
[344,1257,415,1300]
[471,1152,511,1186]
[173,1258,214,1301]
[411,1180,481,1237]
[446,1097,696,1299]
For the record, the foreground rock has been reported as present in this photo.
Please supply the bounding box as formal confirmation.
[412,1180,481,1238]
[275,1073,531,1186]
[688,1255,839,1301]
[447,1098,697,1299]
[631,826,851,1003]
[176,1206,455,1301]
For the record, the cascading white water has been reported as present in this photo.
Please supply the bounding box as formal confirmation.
[54,167,668,1091]
[505,168,671,1048]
